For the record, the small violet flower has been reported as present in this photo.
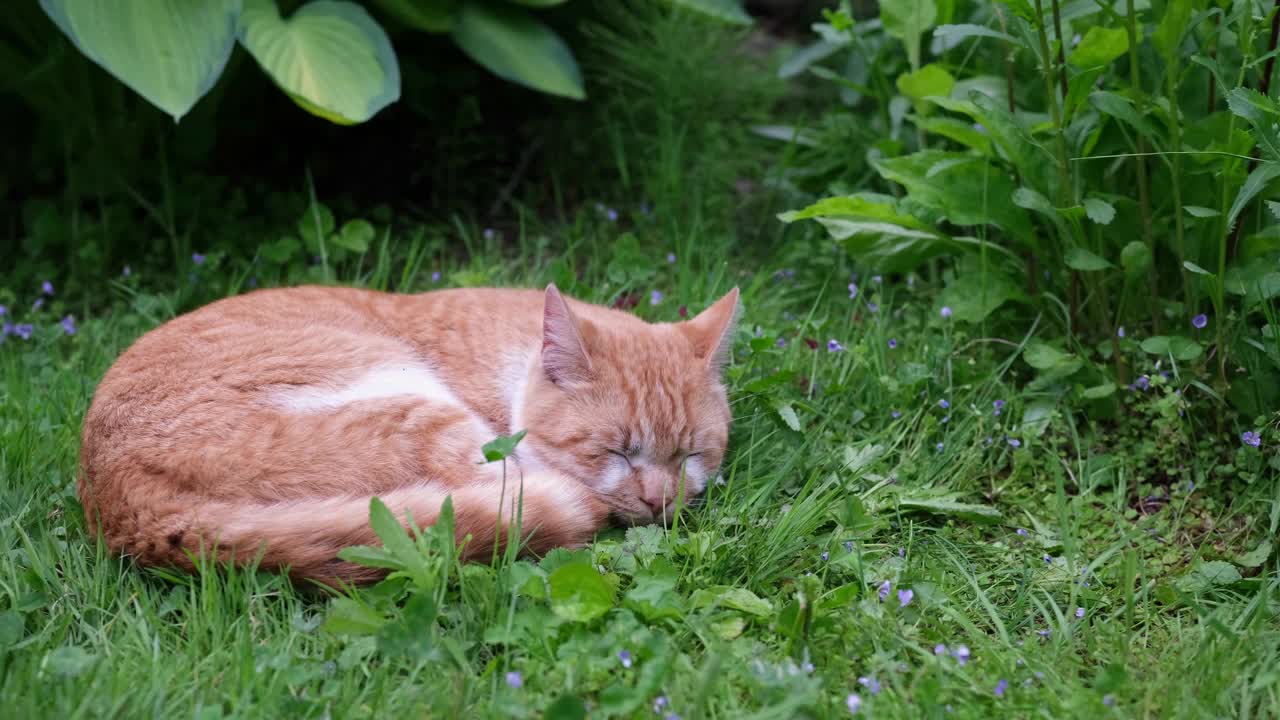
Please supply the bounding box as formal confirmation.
[667,253,676,264]
[828,339,845,353]
[122,265,132,277]
[846,693,863,714]
[891,410,901,419]
[994,679,1008,697]
[1242,431,1262,448]
[866,302,879,314]
[898,589,914,608]
[953,645,970,666]
[650,290,664,306]
[32,298,43,311]
[858,677,881,695]
[848,282,858,299]
[618,649,633,668]
[938,399,950,409]
[1117,326,1126,338]
[1043,554,1054,564]
[1103,695,1115,707]
[483,228,496,240]
[1192,313,1208,329]
[61,315,76,336]
[934,644,947,656]
[13,323,33,340]
[505,671,523,689]
[606,208,619,222]
[888,338,897,349]
[431,271,441,283]
[776,337,787,348]
[872,275,882,284]
[1016,528,1029,537]
[1076,607,1085,619]
[1133,375,1150,391]
[654,696,669,711]
[0,305,5,317]
[821,551,830,562]
[1008,438,1021,449]
[41,280,54,295]
[993,399,1005,416]
[936,442,945,453]
[191,253,205,265]
[940,306,952,319]
[877,580,891,602]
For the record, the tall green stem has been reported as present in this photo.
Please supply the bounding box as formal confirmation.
[1033,0,1072,207]
[1125,0,1158,333]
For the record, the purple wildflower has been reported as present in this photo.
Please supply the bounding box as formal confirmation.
[898,589,914,608]
[0,305,5,317]
[843,541,854,553]
[1037,629,1052,638]
[872,275,882,284]
[891,410,901,419]
[877,580,891,602]
[41,280,54,295]
[1133,375,1150,391]
[1016,528,1028,537]
[940,306,952,319]
[866,301,879,314]
[650,290,664,306]
[1242,431,1262,448]
[1043,554,1053,564]
[994,679,1008,697]
[618,649,633,668]
[1,322,10,337]
[1192,314,1207,329]
[846,693,862,714]
[828,339,845,353]
[667,253,676,264]
[60,315,76,336]
[993,399,1005,416]
[13,324,33,340]
[934,644,947,656]
[664,714,681,720]
[821,551,829,562]
[898,546,905,558]
[122,265,132,277]
[505,671,522,688]
[606,208,619,222]
[938,399,950,409]
[431,271,441,283]
[1103,695,1115,706]
[1075,607,1085,619]
[654,696,669,711]
[1117,326,1126,338]
[191,253,205,265]
[776,337,787,348]
[953,645,970,666]
[887,338,897,349]
[858,677,881,694]
[1008,438,1021,448]
[936,442,945,453]
[32,298,43,311]
[848,282,858,299]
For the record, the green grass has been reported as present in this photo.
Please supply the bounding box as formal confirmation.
[2,210,1277,718]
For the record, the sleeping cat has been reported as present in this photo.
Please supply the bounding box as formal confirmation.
[79,284,739,583]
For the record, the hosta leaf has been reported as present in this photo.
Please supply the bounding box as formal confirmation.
[663,0,752,25]
[452,2,584,100]
[368,0,455,32]
[239,0,401,124]
[1065,247,1113,271]
[39,0,241,121]
[1068,26,1129,68]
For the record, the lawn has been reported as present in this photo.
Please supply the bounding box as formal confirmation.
[3,1,1280,718]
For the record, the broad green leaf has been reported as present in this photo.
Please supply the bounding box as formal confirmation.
[1227,88,1280,161]
[333,219,375,252]
[1228,163,1280,230]
[936,269,1024,323]
[544,695,588,720]
[1121,241,1152,278]
[1024,342,1074,370]
[691,586,773,616]
[239,0,401,124]
[322,597,387,635]
[1065,247,1113,271]
[780,194,953,272]
[872,151,1035,243]
[881,0,938,69]
[1153,0,1191,58]
[1140,336,1204,361]
[0,612,21,648]
[912,116,994,154]
[775,402,801,431]
[1082,383,1117,399]
[1183,261,1213,276]
[368,0,454,32]
[1068,26,1129,68]
[897,64,955,102]
[368,496,433,589]
[336,544,403,570]
[1184,205,1220,218]
[39,0,241,121]
[1013,186,1068,238]
[452,2,584,99]
[897,496,1003,523]
[548,563,615,623]
[624,575,685,622]
[931,23,1021,47]
[1084,198,1116,225]
[663,0,753,25]
[481,429,527,462]
[1268,200,1280,220]
[1175,560,1241,593]
[1021,398,1055,437]
[1237,540,1272,568]
[1090,91,1156,139]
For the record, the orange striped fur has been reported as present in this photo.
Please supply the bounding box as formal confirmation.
[79,284,739,584]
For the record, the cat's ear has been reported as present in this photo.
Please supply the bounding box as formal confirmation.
[682,287,740,373]
[542,283,594,386]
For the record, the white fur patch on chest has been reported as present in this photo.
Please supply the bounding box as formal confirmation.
[272,365,461,412]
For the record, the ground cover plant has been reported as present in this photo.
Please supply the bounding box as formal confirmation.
[1,0,1278,718]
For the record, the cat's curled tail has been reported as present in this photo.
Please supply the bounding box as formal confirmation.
[86,473,607,585]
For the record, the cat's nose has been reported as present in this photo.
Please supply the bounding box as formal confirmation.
[642,495,667,518]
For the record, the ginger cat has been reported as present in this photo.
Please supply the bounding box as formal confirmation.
[79,284,739,583]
